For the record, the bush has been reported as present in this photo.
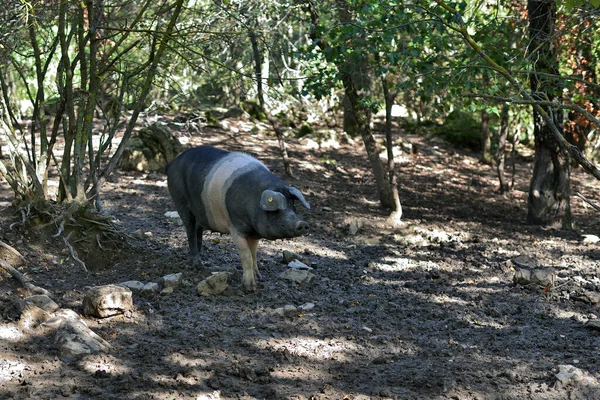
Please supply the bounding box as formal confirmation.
[296,123,314,138]
[241,100,266,121]
[433,110,482,150]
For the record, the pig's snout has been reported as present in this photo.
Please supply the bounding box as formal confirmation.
[295,220,310,236]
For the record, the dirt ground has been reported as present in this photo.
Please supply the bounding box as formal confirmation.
[2,115,600,400]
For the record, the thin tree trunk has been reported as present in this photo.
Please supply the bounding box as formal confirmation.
[89,0,185,206]
[249,29,294,178]
[381,75,402,223]
[336,0,394,209]
[496,104,510,193]
[527,0,572,228]
[342,72,395,209]
[481,108,492,164]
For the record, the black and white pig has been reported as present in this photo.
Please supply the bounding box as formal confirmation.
[166,145,310,291]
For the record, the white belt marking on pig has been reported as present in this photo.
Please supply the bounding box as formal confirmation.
[202,153,266,234]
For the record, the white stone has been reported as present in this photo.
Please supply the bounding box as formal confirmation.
[164,211,180,219]
[556,365,585,385]
[162,272,183,288]
[141,282,160,295]
[279,269,315,284]
[299,302,315,311]
[273,305,298,317]
[119,280,145,291]
[197,272,231,296]
[583,234,600,245]
[288,260,313,270]
[83,285,133,318]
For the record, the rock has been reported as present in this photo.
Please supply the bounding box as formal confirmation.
[512,255,538,268]
[288,260,313,270]
[348,218,363,235]
[273,305,298,317]
[162,272,183,289]
[160,287,174,296]
[118,280,146,291]
[164,211,181,219]
[299,302,315,311]
[82,285,133,318]
[282,250,300,263]
[197,272,231,296]
[52,309,111,359]
[141,282,160,295]
[582,234,600,245]
[555,364,585,385]
[117,123,183,172]
[513,268,555,287]
[23,294,59,312]
[279,269,315,284]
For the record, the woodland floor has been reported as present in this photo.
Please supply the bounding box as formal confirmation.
[2,113,600,400]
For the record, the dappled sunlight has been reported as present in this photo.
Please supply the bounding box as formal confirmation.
[131,178,168,188]
[0,324,24,341]
[0,359,27,383]
[80,354,132,376]
[256,336,361,362]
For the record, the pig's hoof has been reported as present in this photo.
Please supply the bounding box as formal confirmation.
[242,273,257,292]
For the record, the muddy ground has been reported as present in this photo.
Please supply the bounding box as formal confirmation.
[2,115,600,400]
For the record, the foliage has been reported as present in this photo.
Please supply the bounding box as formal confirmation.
[433,110,482,150]
[1,0,600,222]
[296,123,314,138]
[0,0,184,210]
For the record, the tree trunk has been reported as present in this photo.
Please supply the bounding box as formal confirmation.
[90,0,185,207]
[249,28,294,178]
[527,0,572,228]
[335,0,394,209]
[481,108,492,164]
[342,72,395,209]
[381,75,402,223]
[342,95,359,137]
[496,104,510,193]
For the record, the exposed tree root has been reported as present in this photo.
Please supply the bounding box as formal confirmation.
[62,232,87,272]
[0,258,53,297]
[6,200,128,274]
[0,240,26,264]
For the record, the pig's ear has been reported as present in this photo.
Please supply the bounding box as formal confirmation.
[260,190,287,211]
[289,187,311,210]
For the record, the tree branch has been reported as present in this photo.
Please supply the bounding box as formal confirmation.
[434,0,600,181]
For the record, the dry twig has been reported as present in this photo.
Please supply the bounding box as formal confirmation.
[575,192,600,212]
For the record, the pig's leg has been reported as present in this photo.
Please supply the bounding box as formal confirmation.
[247,238,261,279]
[178,208,201,260]
[195,225,204,254]
[231,232,257,291]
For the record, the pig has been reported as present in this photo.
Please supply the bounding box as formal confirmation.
[166,145,310,291]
